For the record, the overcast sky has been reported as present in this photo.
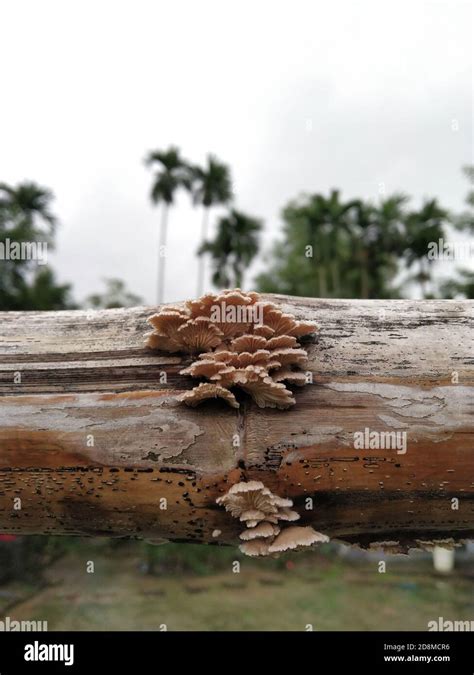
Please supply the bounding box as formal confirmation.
[0,0,472,304]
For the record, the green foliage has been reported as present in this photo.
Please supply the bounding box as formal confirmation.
[0,535,71,583]
[190,154,232,208]
[403,198,449,297]
[86,278,142,309]
[441,166,474,298]
[145,145,193,302]
[257,190,452,299]
[0,181,57,233]
[15,268,74,311]
[141,542,244,576]
[0,181,75,310]
[454,165,474,233]
[189,153,233,294]
[440,269,474,299]
[200,208,262,288]
[145,146,192,205]
[140,540,332,576]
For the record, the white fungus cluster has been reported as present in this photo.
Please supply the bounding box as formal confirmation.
[146,289,316,409]
[216,480,329,557]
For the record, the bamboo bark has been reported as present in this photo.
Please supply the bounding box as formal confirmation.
[0,296,473,550]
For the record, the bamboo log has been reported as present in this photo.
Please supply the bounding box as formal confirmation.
[0,296,473,551]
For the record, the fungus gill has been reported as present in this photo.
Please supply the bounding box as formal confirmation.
[146,288,317,409]
[216,480,329,557]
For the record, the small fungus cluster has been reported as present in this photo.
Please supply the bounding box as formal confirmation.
[146,288,316,409]
[216,480,329,557]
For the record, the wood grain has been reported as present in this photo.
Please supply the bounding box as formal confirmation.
[0,296,472,550]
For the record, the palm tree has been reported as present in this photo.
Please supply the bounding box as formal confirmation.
[454,165,474,233]
[403,199,449,297]
[0,181,56,238]
[190,155,232,295]
[290,190,358,297]
[323,190,355,295]
[0,181,76,310]
[351,194,407,298]
[145,146,191,303]
[199,209,262,288]
[351,200,375,299]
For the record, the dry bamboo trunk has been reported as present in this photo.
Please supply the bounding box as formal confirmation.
[0,296,473,551]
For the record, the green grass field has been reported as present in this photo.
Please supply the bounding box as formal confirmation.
[1,541,472,631]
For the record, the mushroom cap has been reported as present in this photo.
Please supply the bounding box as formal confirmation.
[239,509,267,523]
[288,321,318,337]
[179,382,239,408]
[239,539,271,557]
[180,359,227,378]
[268,526,329,553]
[231,335,267,353]
[216,481,293,523]
[226,480,267,496]
[146,289,315,410]
[185,293,218,317]
[265,335,299,350]
[215,289,254,306]
[145,331,182,353]
[275,507,300,522]
[209,366,238,386]
[240,374,296,409]
[270,495,294,508]
[253,324,275,338]
[270,348,308,367]
[272,368,308,386]
[177,316,223,352]
[239,521,280,540]
[235,350,272,367]
[210,314,251,339]
[262,309,298,336]
[200,350,234,362]
[147,310,188,336]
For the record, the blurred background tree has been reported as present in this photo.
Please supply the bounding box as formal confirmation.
[441,269,474,299]
[86,278,143,309]
[190,154,233,295]
[145,146,192,303]
[199,208,262,288]
[256,189,455,299]
[440,166,474,299]
[0,181,74,310]
[402,198,449,298]
[455,166,474,233]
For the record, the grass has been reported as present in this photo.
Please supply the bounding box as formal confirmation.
[1,540,473,631]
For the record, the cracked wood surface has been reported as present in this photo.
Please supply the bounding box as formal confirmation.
[0,296,473,550]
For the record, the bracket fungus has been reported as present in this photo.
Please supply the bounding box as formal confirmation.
[216,480,329,557]
[267,526,329,553]
[146,288,316,409]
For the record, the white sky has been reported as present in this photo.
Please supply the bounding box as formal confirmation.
[0,0,472,304]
